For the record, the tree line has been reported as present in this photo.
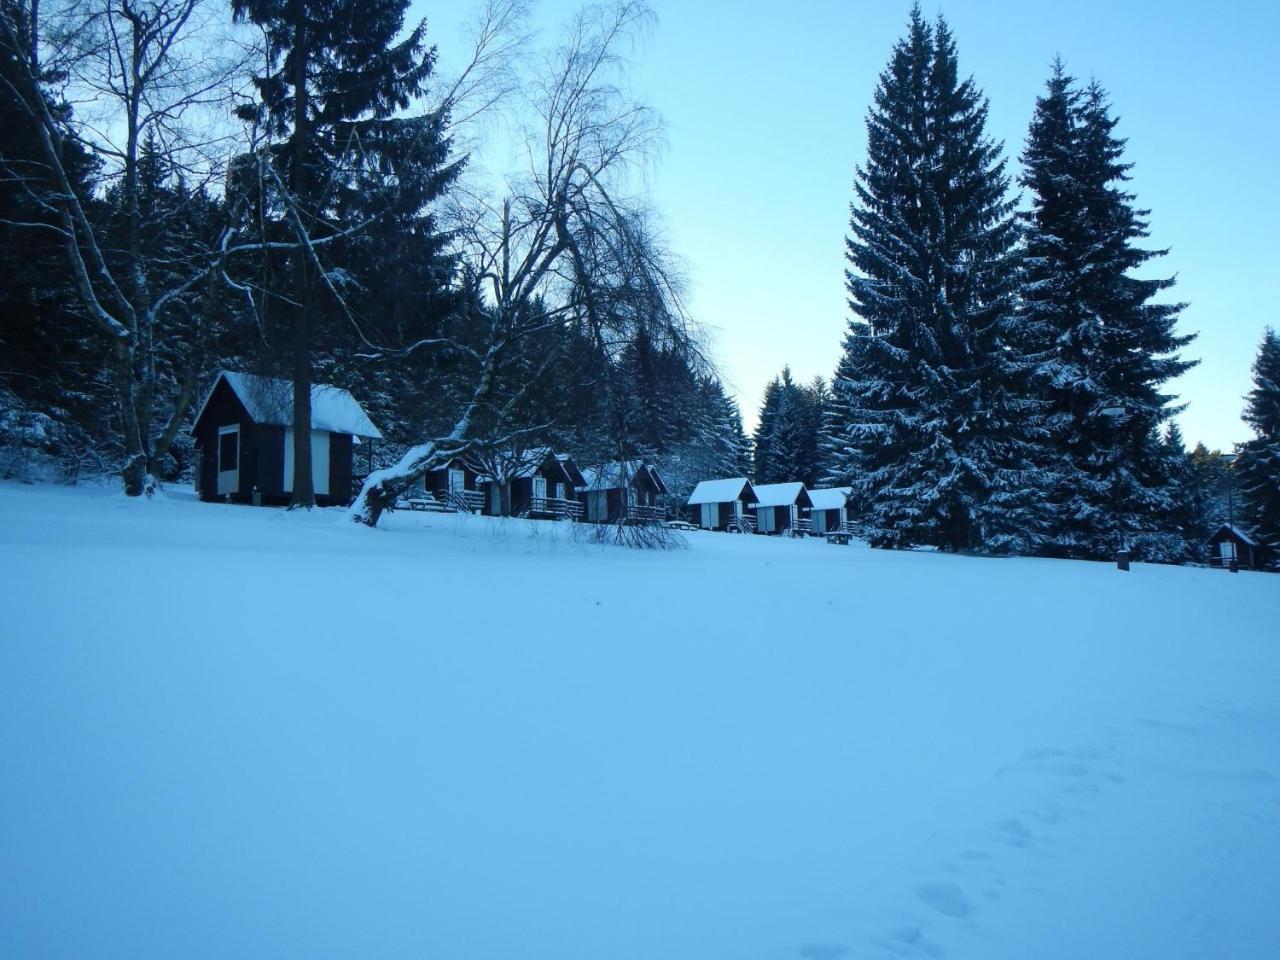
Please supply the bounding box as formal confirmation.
[0,0,751,527]
[748,6,1279,567]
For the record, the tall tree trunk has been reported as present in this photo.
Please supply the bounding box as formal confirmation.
[288,3,314,508]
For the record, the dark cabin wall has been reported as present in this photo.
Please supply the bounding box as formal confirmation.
[193,378,254,502]
[256,425,286,496]
[328,433,354,502]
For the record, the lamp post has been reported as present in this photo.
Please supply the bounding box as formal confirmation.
[1222,452,1239,573]
[1101,406,1130,571]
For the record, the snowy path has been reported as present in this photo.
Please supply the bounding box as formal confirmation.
[1,482,1277,960]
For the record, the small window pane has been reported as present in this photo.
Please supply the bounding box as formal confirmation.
[219,431,238,470]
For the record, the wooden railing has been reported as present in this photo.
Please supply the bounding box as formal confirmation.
[726,513,756,534]
[625,503,664,523]
[528,496,584,520]
[445,489,485,513]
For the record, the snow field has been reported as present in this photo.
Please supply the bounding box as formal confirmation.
[1,481,1277,960]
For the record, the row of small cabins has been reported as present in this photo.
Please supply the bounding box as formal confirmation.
[190,371,855,533]
[190,371,1269,565]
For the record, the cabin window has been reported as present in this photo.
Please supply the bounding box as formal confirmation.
[218,429,239,471]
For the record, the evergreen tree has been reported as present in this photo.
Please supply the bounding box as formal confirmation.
[229,0,454,506]
[1020,62,1195,559]
[1235,328,1280,567]
[753,367,825,485]
[828,7,1040,552]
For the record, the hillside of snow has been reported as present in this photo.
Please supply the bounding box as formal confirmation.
[1,481,1278,960]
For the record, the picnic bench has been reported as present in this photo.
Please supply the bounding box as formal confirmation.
[398,493,448,512]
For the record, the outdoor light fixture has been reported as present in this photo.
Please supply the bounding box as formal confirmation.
[1100,406,1131,571]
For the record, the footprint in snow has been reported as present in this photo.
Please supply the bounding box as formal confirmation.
[914,881,973,919]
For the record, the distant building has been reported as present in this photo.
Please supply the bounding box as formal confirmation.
[808,487,854,535]
[477,448,581,519]
[751,482,813,535]
[420,455,485,513]
[1207,524,1267,571]
[687,478,758,532]
[579,460,667,523]
[191,371,381,505]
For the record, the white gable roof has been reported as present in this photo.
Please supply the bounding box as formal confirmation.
[1219,524,1259,547]
[752,482,808,508]
[195,371,382,438]
[808,486,852,511]
[581,459,664,493]
[687,478,751,505]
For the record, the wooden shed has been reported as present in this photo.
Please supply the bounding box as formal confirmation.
[191,371,381,505]
[420,455,484,512]
[751,482,813,535]
[1207,524,1267,571]
[477,447,580,519]
[687,478,758,532]
[579,460,668,523]
[808,486,854,535]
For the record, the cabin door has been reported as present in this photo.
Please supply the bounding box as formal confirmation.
[448,468,466,494]
[216,425,240,495]
[701,503,715,528]
[283,429,330,496]
[489,483,502,515]
[1219,540,1236,562]
[533,476,547,505]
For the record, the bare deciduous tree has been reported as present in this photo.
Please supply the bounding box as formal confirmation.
[0,0,249,494]
[349,0,699,536]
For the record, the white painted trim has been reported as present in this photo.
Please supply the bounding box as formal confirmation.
[216,423,240,496]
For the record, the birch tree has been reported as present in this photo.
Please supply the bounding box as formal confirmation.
[349,0,699,529]
[0,0,248,494]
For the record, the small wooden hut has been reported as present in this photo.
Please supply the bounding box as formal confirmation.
[751,482,813,535]
[687,478,758,532]
[1207,524,1267,571]
[808,486,854,535]
[579,460,668,523]
[191,371,381,505]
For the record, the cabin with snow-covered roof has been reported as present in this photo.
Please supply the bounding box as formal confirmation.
[418,455,485,513]
[579,460,668,523]
[751,482,813,535]
[476,448,580,519]
[191,371,382,505]
[808,486,854,535]
[1207,524,1267,571]
[687,478,758,532]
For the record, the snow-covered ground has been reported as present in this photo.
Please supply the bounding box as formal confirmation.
[2,481,1278,960]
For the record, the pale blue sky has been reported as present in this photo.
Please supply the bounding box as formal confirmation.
[418,0,1280,450]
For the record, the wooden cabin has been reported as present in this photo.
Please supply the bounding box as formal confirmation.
[579,460,668,523]
[477,448,580,519]
[687,478,758,532]
[420,455,484,512]
[808,486,854,535]
[1207,524,1267,571]
[191,371,381,506]
[751,482,813,535]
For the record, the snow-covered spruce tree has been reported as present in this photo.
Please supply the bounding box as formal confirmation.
[229,0,453,508]
[829,8,1044,552]
[753,367,826,486]
[1235,328,1280,567]
[1020,63,1195,560]
[1158,422,1201,563]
